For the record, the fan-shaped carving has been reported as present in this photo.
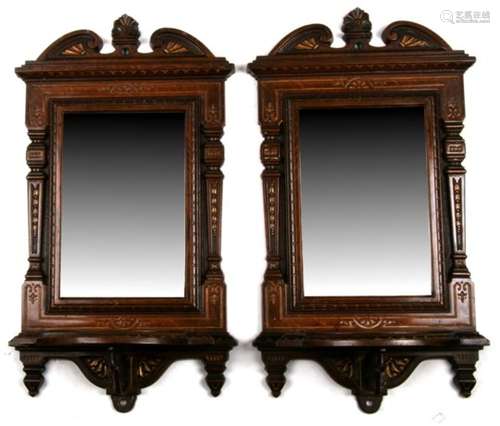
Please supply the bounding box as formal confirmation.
[269,24,333,54]
[341,7,372,48]
[37,30,103,60]
[150,28,214,57]
[382,21,451,50]
[112,14,140,53]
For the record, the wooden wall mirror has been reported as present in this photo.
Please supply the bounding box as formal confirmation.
[10,15,236,412]
[249,8,488,413]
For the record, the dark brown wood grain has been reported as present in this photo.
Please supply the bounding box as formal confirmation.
[249,8,488,413]
[9,15,236,412]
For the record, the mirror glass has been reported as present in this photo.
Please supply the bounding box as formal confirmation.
[60,112,186,297]
[299,107,431,296]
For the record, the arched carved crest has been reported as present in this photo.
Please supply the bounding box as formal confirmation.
[269,7,451,54]
[38,14,214,60]
[150,28,214,57]
[269,24,333,54]
[382,21,451,50]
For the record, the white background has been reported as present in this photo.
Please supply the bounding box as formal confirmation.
[1,0,499,424]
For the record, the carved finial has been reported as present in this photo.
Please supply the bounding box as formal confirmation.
[112,14,140,55]
[341,8,372,49]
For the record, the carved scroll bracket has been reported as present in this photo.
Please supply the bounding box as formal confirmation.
[76,351,173,412]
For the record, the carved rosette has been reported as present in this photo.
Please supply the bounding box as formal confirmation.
[202,123,224,277]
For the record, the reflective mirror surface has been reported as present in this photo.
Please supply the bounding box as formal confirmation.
[299,107,431,296]
[60,112,185,297]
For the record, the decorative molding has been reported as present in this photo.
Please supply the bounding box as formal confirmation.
[248,60,475,77]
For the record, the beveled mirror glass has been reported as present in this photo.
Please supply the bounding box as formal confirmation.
[299,107,431,296]
[61,112,185,297]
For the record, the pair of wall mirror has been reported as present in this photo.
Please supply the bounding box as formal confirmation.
[10,9,488,414]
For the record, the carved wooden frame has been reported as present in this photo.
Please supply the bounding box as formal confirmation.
[10,15,236,412]
[249,8,488,413]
